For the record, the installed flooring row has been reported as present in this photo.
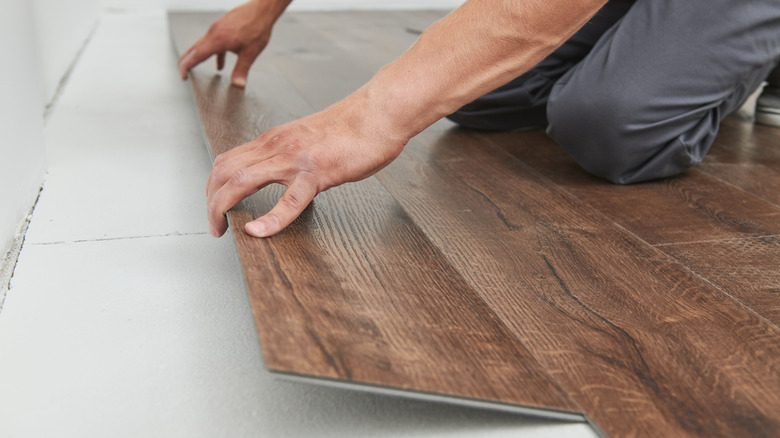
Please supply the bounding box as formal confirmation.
[170,10,780,437]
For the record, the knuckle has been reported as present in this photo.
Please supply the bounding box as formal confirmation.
[228,168,252,188]
[211,163,230,183]
[213,153,228,166]
[285,138,304,154]
[206,22,224,38]
[300,150,323,173]
[262,129,285,148]
[274,140,303,163]
[281,190,304,211]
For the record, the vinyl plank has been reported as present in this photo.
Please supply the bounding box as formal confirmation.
[170,11,780,437]
[484,131,780,246]
[256,12,780,436]
[706,117,780,165]
[286,10,443,63]
[169,11,580,416]
[290,11,780,241]
[379,128,780,437]
[477,124,780,323]
[659,236,780,326]
[265,9,780,322]
[230,179,580,412]
[267,12,456,131]
[698,117,780,207]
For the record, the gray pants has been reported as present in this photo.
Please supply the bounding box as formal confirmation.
[447,0,780,184]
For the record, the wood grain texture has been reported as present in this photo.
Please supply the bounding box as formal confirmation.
[698,117,780,207]
[170,11,780,437]
[486,132,780,246]
[169,11,579,415]
[660,236,780,326]
[480,119,780,325]
[381,129,780,438]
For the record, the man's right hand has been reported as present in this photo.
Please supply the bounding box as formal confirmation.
[177,0,292,88]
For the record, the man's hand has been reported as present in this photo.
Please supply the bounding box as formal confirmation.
[199,0,607,238]
[206,94,408,238]
[177,0,291,87]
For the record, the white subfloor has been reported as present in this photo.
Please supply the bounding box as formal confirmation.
[0,11,598,438]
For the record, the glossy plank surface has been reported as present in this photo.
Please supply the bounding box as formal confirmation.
[486,132,780,246]
[476,125,780,325]
[170,11,780,437]
[380,130,780,437]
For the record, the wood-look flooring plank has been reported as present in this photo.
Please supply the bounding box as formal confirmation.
[660,236,780,326]
[257,12,780,436]
[169,11,580,415]
[266,11,456,131]
[485,131,780,246]
[476,126,780,324]
[698,117,780,207]
[291,11,780,247]
[380,129,780,438]
[170,11,780,437]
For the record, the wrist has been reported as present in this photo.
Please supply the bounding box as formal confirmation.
[255,0,292,20]
[356,67,450,144]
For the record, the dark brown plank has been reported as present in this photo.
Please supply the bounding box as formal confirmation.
[170,10,780,437]
[698,117,780,207]
[266,11,457,131]
[482,131,780,246]
[271,9,780,329]
[259,12,780,436]
[476,123,780,323]
[379,128,780,438]
[707,116,780,166]
[659,236,780,325]
[292,11,780,246]
[169,11,579,416]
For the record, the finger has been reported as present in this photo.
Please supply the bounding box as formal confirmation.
[217,52,226,71]
[231,46,261,88]
[177,38,220,80]
[207,163,289,237]
[206,147,273,199]
[245,177,318,238]
[206,130,285,198]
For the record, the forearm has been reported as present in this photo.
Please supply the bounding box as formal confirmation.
[353,0,608,141]
[202,0,609,238]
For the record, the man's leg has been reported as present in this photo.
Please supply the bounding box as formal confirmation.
[446,0,636,131]
[546,0,780,184]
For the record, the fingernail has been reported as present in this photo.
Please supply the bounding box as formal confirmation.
[247,221,266,237]
[209,223,218,237]
[233,77,246,88]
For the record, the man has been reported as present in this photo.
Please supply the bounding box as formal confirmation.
[178,0,780,239]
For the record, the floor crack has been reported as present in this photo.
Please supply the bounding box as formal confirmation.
[29,231,209,246]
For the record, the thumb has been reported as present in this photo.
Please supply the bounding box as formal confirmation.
[231,47,261,88]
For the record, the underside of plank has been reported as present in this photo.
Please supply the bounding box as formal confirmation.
[169,11,780,437]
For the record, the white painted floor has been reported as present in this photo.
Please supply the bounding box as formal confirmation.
[0,11,598,438]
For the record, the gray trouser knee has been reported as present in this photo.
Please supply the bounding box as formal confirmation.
[546,0,780,184]
[449,0,780,184]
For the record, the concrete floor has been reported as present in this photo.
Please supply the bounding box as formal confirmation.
[0,11,597,437]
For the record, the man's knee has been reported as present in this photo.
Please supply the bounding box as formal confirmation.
[546,83,715,184]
